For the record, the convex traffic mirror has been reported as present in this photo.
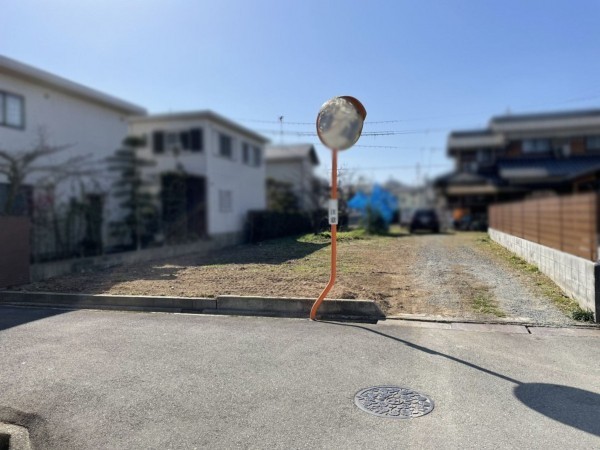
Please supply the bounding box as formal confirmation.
[316,96,367,151]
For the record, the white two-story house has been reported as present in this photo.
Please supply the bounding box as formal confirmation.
[128,111,268,240]
[0,55,146,257]
[1,55,269,257]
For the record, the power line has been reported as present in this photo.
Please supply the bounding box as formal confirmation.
[240,117,464,125]
[323,163,452,172]
[255,128,448,137]
[352,144,443,150]
[239,90,600,129]
[239,118,314,125]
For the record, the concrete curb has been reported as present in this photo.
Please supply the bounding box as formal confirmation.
[385,319,600,336]
[0,422,31,450]
[0,291,216,313]
[0,291,386,322]
[387,313,600,329]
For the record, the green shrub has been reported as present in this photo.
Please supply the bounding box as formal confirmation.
[361,206,388,235]
[571,307,595,322]
[299,228,367,243]
[246,210,312,243]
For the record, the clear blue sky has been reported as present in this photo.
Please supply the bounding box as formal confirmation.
[3,0,600,184]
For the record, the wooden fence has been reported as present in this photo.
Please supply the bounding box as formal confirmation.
[0,216,30,287]
[488,193,599,261]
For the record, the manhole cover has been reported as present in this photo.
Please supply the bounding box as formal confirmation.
[354,385,434,419]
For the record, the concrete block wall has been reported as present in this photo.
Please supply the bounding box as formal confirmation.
[489,228,598,320]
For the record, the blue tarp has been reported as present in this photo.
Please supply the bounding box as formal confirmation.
[347,191,369,211]
[348,185,398,224]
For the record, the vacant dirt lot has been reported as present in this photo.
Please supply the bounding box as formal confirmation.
[15,230,576,324]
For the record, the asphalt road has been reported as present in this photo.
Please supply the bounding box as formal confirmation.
[0,306,599,449]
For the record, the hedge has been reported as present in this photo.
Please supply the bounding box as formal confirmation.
[245,210,313,243]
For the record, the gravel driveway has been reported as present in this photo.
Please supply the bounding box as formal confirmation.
[408,233,576,325]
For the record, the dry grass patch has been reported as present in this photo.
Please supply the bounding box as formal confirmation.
[475,234,593,321]
[18,229,416,314]
[449,263,506,318]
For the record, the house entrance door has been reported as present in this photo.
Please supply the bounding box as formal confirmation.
[161,174,207,241]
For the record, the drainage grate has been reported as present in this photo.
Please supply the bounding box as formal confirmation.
[354,385,434,419]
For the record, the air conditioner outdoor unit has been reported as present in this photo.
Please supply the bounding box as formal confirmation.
[165,132,181,154]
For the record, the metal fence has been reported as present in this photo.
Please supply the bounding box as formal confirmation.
[29,199,213,263]
[488,192,598,261]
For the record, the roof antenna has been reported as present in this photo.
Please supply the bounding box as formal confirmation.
[505,107,512,115]
[278,115,284,144]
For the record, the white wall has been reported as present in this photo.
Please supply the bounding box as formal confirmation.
[129,116,266,237]
[0,72,138,244]
[205,121,266,235]
[266,158,315,210]
[129,118,209,199]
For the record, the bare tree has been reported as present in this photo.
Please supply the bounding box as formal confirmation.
[336,167,361,230]
[304,176,330,233]
[0,131,93,215]
[0,131,103,261]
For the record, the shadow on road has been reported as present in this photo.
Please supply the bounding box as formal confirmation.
[513,383,600,437]
[322,321,600,437]
[0,306,66,332]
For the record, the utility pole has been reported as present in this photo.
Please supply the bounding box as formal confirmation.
[278,115,284,144]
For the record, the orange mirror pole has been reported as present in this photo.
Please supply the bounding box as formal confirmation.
[310,148,338,320]
[311,95,365,320]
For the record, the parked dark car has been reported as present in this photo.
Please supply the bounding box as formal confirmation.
[454,214,488,231]
[409,209,440,233]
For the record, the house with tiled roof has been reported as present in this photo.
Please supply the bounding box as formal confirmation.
[435,109,600,226]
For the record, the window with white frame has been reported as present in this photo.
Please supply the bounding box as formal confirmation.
[586,136,600,152]
[476,149,493,165]
[152,131,164,154]
[522,139,550,154]
[219,134,233,159]
[165,132,179,151]
[252,146,261,167]
[0,91,25,129]
[242,143,261,166]
[242,143,250,164]
[189,128,203,152]
[152,128,203,154]
[219,190,232,213]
